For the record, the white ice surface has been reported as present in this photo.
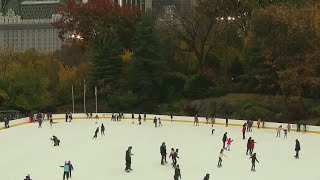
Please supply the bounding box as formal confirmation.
[0,119,319,180]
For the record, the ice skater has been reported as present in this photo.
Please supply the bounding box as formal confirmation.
[284,128,288,138]
[125,146,134,172]
[194,115,199,126]
[276,125,282,137]
[94,115,99,124]
[131,113,134,124]
[225,118,228,127]
[203,173,210,180]
[211,125,215,135]
[257,119,261,129]
[138,114,141,125]
[217,149,227,168]
[242,124,246,139]
[226,138,233,151]
[60,161,70,180]
[68,113,72,122]
[49,117,53,128]
[4,117,9,128]
[294,139,300,159]
[93,127,99,139]
[170,113,173,122]
[144,113,146,122]
[24,174,31,180]
[169,148,179,168]
[249,153,259,171]
[160,142,167,164]
[222,132,227,149]
[287,123,291,132]
[158,118,163,127]
[154,117,158,127]
[67,161,74,178]
[250,139,256,156]
[246,137,252,155]
[169,148,175,166]
[101,123,105,136]
[65,113,68,122]
[174,164,181,180]
[38,115,42,128]
[297,121,301,132]
[50,135,60,146]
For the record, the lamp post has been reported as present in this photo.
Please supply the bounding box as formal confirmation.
[217,16,236,82]
[68,33,83,113]
[69,33,83,65]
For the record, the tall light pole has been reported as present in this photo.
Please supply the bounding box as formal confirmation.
[218,16,236,82]
[68,33,83,113]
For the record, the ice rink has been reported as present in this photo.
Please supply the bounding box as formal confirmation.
[0,118,319,180]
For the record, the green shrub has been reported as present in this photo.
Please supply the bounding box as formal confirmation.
[311,106,320,117]
[184,75,212,98]
[108,91,139,111]
[243,105,273,120]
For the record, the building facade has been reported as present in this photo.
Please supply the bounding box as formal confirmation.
[0,0,62,53]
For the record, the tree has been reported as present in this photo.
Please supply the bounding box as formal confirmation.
[5,50,50,110]
[248,3,320,103]
[54,0,141,42]
[128,14,165,102]
[164,0,252,74]
[90,37,123,95]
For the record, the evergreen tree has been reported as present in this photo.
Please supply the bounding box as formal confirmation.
[129,14,165,101]
[243,40,278,94]
[90,37,123,92]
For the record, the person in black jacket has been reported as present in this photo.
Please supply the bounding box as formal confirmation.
[174,164,181,180]
[203,173,210,180]
[295,139,301,159]
[297,121,301,132]
[249,153,259,171]
[222,132,227,149]
[138,114,141,125]
[246,137,252,155]
[125,146,134,172]
[160,142,167,164]
[93,127,99,139]
[101,123,105,136]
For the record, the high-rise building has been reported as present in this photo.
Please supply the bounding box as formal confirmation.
[152,0,192,15]
[0,8,62,53]
[0,0,62,53]
[117,0,152,11]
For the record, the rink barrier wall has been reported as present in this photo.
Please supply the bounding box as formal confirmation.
[49,113,320,134]
[1,113,320,134]
[0,117,30,131]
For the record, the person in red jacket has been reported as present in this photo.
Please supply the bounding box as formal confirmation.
[242,124,246,139]
[250,139,256,156]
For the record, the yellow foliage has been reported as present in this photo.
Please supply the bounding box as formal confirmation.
[120,49,134,63]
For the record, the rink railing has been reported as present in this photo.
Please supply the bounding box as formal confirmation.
[1,113,320,134]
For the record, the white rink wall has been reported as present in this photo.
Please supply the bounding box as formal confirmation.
[0,117,29,129]
[52,113,320,134]
[1,113,320,133]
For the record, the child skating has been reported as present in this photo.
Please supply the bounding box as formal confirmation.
[226,138,233,151]
[158,118,163,127]
[211,125,215,135]
[217,149,227,168]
